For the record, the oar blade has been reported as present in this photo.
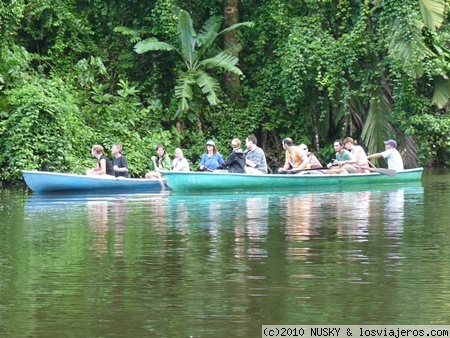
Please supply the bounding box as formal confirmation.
[368,167,398,177]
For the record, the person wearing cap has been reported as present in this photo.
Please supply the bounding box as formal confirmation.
[367,139,404,171]
[199,140,224,171]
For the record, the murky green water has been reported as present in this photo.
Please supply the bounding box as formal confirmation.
[1,169,450,337]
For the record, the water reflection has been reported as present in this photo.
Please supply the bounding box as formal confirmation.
[11,182,445,337]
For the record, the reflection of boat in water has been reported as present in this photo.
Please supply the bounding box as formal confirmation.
[22,170,169,193]
[168,181,424,202]
[25,191,170,214]
[161,168,424,192]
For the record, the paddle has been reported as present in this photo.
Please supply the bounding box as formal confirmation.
[356,163,398,177]
[152,158,165,191]
[283,167,328,174]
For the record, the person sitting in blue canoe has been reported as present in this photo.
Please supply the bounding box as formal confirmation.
[367,139,404,171]
[86,145,114,176]
[244,135,268,174]
[278,138,310,174]
[199,140,224,171]
[172,148,190,172]
[325,139,353,174]
[145,144,172,178]
[217,138,245,173]
[111,144,129,178]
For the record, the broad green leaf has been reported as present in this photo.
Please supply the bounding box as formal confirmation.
[419,0,445,31]
[175,73,195,111]
[199,53,243,76]
[134,38,175,54]
[431,76,450,108]
[219,22,255,35]
[195,70,220,105]
[197,16,222,56]
[178,10,198,67]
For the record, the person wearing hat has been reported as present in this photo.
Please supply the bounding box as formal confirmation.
[367,139,404,171]
[199,140,224,171]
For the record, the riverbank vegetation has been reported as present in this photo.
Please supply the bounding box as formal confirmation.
[1,0,449,181]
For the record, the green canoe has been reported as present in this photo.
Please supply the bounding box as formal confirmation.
[161,168,423,193]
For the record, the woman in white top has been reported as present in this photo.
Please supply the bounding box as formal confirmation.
[339,137,370,174]
[172,148,190,172]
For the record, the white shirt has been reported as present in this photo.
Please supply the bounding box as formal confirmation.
[381,148,404,171]
[172,158,190,172]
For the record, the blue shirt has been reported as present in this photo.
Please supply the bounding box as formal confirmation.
[200,153,224,171]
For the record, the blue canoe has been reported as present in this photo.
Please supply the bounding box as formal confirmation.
[22,170,169,194]
[161,168,424,192]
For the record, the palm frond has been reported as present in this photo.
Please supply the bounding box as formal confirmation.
[432,76,450,108]
[419,0,445,31]
[388,18,434,77]
[114,26,142,42]
[175,73,195,112]
[178,10,198,67]
[134,38,176,54]
[361,91,395,160]
[199,52,243,76]
[197,16,222,49]
[219,22,255,35]
[195,70,221,105]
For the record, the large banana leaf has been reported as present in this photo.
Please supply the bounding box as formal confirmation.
[199,52,243,76]
[175,73,196,111]
[134,38,176,54]
[419,0,445,31]
[197,15,222,53]
[178,10,198,67]
[219,22,255,35]
[195,70,220,105]
[432,76,450,108]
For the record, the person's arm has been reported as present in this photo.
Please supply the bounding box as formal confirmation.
[342,148,360,165]
[162,155,172,170]
[278,151,291,173]
[298,152,310,169]
[200,154,207,170]
[97,158,107,175]
[367,152,383,160]
[119,157,129,173]
[218,154,224,165]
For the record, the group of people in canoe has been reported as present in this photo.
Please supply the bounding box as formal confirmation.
[85,135,404,178]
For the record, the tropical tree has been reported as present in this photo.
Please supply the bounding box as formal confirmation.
[132,9,253,112]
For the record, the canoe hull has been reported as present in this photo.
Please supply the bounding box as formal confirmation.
[161,168,424,192]
[22,170,169,193]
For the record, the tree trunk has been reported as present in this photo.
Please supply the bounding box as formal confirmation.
[224,0,241,101]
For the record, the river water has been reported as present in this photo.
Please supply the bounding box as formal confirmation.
[0,169,449,337]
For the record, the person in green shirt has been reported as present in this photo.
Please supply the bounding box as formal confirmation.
[145,144,172,178]
[325,139,353,174]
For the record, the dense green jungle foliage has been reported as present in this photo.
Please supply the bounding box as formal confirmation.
[1,0,450,181]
